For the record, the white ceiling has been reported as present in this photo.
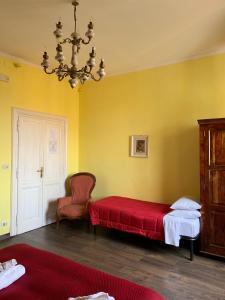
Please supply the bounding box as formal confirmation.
[1,0,225,76]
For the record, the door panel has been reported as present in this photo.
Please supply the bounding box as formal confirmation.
[43,183,61,224]
[42,120,65,225]
[210,170,225,205]
[211,129,225,166]
[17,116,43,234]
[209,211,225,248]
[21,186,42,232]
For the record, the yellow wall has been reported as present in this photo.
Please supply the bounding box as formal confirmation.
[0,55,79,235]
[79,53,225,203]
[2,51,225,235]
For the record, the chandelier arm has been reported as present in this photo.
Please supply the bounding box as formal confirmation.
[60,38,72,45]
[57,70,69,75]
[58,73,67,81]
[43,67,56,75]
[81,37,91,45]
[89,65,94,73]
[55,65,69,73]
[75,68,84,73]
[90,73,101,82]
[62,64,69,72]
[86,65,92,73]
[82,65,93,74]
[74,65,90,73]
[83,64,93,73]
[76,65,92,74]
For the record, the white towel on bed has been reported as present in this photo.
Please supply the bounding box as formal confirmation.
[0,259,17,272]
[68,292,115,300]
[163,214,182,247]
[0,264,25,290]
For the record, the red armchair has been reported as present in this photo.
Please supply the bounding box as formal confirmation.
[56,172,96,228]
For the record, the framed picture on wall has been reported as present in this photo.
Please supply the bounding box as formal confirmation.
[130,135,148,157]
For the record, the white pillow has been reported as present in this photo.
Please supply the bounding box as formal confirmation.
[170,197,201,210]
[167,209,201,219]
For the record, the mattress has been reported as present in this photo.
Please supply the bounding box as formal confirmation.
[89,196,171,241]
[0,244,164,300]
[179,217,200,237]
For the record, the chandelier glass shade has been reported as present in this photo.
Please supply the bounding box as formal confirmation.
[41,0,106,88]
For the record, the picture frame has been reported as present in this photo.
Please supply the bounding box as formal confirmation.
[130,135,148,157]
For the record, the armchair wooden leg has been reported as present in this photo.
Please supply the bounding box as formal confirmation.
[56,213,60,230]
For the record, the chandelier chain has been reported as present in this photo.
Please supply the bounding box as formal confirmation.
[74,4,77,35]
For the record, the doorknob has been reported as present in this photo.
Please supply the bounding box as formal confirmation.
[37,167,44,178]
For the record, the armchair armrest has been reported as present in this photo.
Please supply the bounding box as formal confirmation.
[57,196,72,210]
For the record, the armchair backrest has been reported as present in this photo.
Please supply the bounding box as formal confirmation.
[70,172,96,204]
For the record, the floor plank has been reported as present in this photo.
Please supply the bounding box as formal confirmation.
[0,221,224,300]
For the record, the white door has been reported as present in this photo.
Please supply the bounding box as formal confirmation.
[15,111,66,235]
[17,115,43,233]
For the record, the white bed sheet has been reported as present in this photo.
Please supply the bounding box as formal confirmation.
[163,215,200,247]
[179,217,200,237]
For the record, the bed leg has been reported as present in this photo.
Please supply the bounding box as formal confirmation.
[94,225,96,236]
[190,239,194,261]
[87,218,91,232]
[56,214,60,230]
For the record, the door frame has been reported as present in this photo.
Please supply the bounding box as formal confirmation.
[11,108,68,236]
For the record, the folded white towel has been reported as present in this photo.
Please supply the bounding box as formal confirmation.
[0,259,17,272]
[0,264,25,290]
[68,292,115,300]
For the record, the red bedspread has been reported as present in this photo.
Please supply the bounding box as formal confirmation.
[90,196,171,241]
[0,244,164,300]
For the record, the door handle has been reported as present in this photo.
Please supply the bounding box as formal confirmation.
[37,167,44,178]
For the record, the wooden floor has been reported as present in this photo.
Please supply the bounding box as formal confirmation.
[0,221,225,300]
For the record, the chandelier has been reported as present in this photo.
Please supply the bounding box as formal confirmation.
[41,0,106,88]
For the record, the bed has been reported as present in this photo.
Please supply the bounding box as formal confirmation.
[89,196,170,240]
[0,243,164,300]
[89,196,200,260]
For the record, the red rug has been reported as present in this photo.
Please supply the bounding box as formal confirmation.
[0,244,164,300]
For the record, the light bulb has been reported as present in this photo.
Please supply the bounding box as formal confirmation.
[87,58,96,67]
[69,78,78,88]
[97,68,106,78]
[41,52,49,68]
[85,22,94,39]
[54,22,63,39]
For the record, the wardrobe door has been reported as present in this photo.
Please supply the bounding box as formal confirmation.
[208,127,225,256]
[199,119,225,258]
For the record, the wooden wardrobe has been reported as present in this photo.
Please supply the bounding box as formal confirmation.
[198,118,225,258]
